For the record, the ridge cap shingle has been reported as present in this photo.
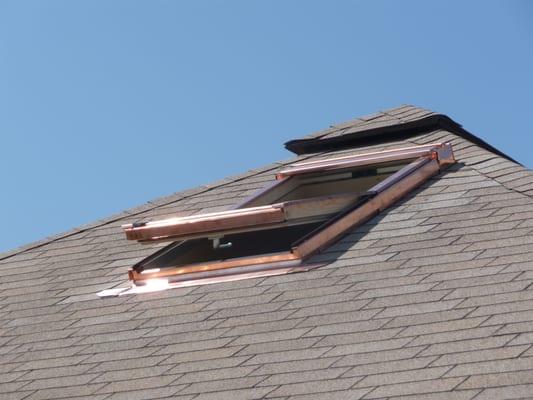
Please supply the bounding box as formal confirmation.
[284,105,517,166]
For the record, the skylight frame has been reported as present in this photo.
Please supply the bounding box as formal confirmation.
[98,142,454,297]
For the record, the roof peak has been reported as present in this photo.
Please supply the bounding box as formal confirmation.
[284,105,517,164]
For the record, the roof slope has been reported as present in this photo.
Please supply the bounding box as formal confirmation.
[1,106,533,400]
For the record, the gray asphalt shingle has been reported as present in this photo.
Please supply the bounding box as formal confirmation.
[1,105,532,399]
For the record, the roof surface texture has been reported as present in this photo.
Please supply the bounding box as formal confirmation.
[1,105,533,400]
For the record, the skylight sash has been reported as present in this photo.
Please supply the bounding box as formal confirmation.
[123,193,362,243]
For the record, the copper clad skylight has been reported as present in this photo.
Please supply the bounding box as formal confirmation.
[98,142,455,297]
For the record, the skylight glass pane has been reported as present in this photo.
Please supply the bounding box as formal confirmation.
[250,161,410,206]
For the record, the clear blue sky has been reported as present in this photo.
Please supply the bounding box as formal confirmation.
[1,0,532,253]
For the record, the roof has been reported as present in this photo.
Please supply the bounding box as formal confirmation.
[1,105,533,400]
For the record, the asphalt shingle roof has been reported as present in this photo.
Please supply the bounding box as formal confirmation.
[1,106,533,400]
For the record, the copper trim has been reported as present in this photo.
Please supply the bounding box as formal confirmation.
[123,205,286,242]
[276,143,446,179]
[124,193,363,243]
[130,251,299,281]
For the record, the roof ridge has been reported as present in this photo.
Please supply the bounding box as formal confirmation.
[285,110,518,165]
[295,105,424,141]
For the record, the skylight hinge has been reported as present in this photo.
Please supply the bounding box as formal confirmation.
[210,236,233,249]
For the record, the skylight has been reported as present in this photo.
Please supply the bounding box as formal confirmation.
[98,142,454,297]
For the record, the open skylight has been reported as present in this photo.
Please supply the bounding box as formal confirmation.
[98,142,454,297]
